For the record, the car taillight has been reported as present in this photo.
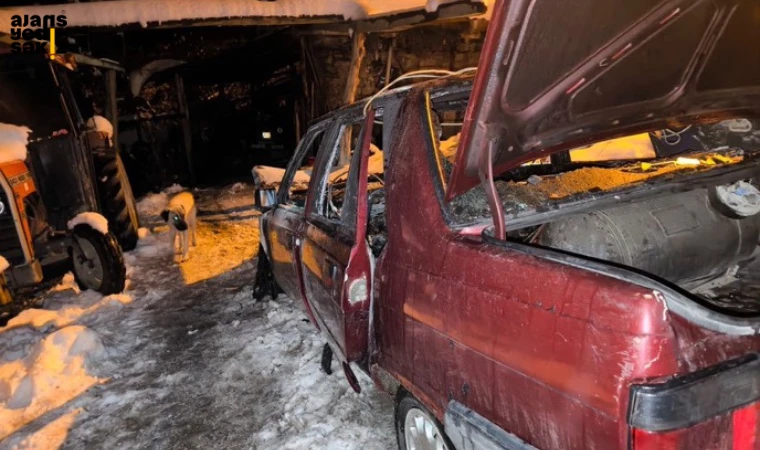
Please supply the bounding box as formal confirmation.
[629,354,760,450]
[632,402,759,450]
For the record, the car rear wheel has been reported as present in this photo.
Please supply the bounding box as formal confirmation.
[70,225,126,295]
[396,394,451,450]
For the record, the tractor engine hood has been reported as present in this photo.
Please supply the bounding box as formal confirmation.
[447,0,760,199]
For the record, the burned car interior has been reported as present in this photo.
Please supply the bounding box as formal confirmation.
[426,90,760,316]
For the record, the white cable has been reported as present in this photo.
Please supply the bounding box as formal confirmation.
[660,125,692,145]
[362,67,477,116]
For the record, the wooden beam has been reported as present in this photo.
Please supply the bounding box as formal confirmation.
[342,31,366,106]
[174,73,196,185]
[340,31,366,166]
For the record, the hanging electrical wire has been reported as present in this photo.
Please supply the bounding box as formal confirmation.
[362,67,477,116]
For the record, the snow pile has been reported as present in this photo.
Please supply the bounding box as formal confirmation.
[49,272,80,295]
[6,289,132,331]
[0,326,106,440]
[164,183,186,195]
[0,255,8,273]
[67,212,109,235]
[0,0,487,31]
[136,192,170,219]
[228,182,247,193]
[85,115,114,139]
[0,123,32,165]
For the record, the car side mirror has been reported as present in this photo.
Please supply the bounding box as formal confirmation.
[253,188,278,212]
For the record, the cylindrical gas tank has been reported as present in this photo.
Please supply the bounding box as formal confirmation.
[538,187,760,286]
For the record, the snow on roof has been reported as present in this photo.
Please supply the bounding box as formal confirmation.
[0,123,31,165]
[0,0,485,31]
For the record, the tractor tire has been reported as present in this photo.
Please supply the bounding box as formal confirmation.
[93,151,140,251]
[70,225,126,295]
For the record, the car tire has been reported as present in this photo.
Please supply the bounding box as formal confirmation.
[70,225,126,295]
[93,151,140,251]
[253,244,283,301]
[396,393,452,450]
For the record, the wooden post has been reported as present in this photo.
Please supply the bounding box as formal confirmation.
[384,37,395,87]
[343,32,366,106]
[175,73,196,185]
[104,69,119,150]
[340,31,366,165]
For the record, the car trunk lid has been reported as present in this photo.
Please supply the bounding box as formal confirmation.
[447,0,760,200]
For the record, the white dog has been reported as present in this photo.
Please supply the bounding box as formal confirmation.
[161,192,197,262]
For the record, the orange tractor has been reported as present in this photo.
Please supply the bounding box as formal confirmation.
[0,54,137,307]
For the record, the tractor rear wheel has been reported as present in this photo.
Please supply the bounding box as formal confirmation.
[93,151,140,251]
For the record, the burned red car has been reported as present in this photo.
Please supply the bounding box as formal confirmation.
[255,0,760,448]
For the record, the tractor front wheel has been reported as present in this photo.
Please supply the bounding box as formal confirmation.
[70,225,126,295]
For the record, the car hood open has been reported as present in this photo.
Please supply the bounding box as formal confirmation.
[446,0,760,199]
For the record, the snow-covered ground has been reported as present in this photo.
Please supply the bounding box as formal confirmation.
[0,183,394,450]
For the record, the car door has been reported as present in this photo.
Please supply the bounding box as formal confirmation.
[263,125,327,300]
[300,110,375,364]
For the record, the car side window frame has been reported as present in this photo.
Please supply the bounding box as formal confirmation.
[305,108,367,234]
[422,85,476,230]
[276,121,330,206]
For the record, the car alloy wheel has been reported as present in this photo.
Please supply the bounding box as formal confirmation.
[404,407,450,450]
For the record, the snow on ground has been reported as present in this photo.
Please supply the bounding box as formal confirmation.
[0,183,395,450]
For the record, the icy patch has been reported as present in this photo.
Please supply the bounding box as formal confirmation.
[85,115,114,139]
[0,326,106,440]
[0,123,31,165]
[0,256,8,273]
[67,212,109,235]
